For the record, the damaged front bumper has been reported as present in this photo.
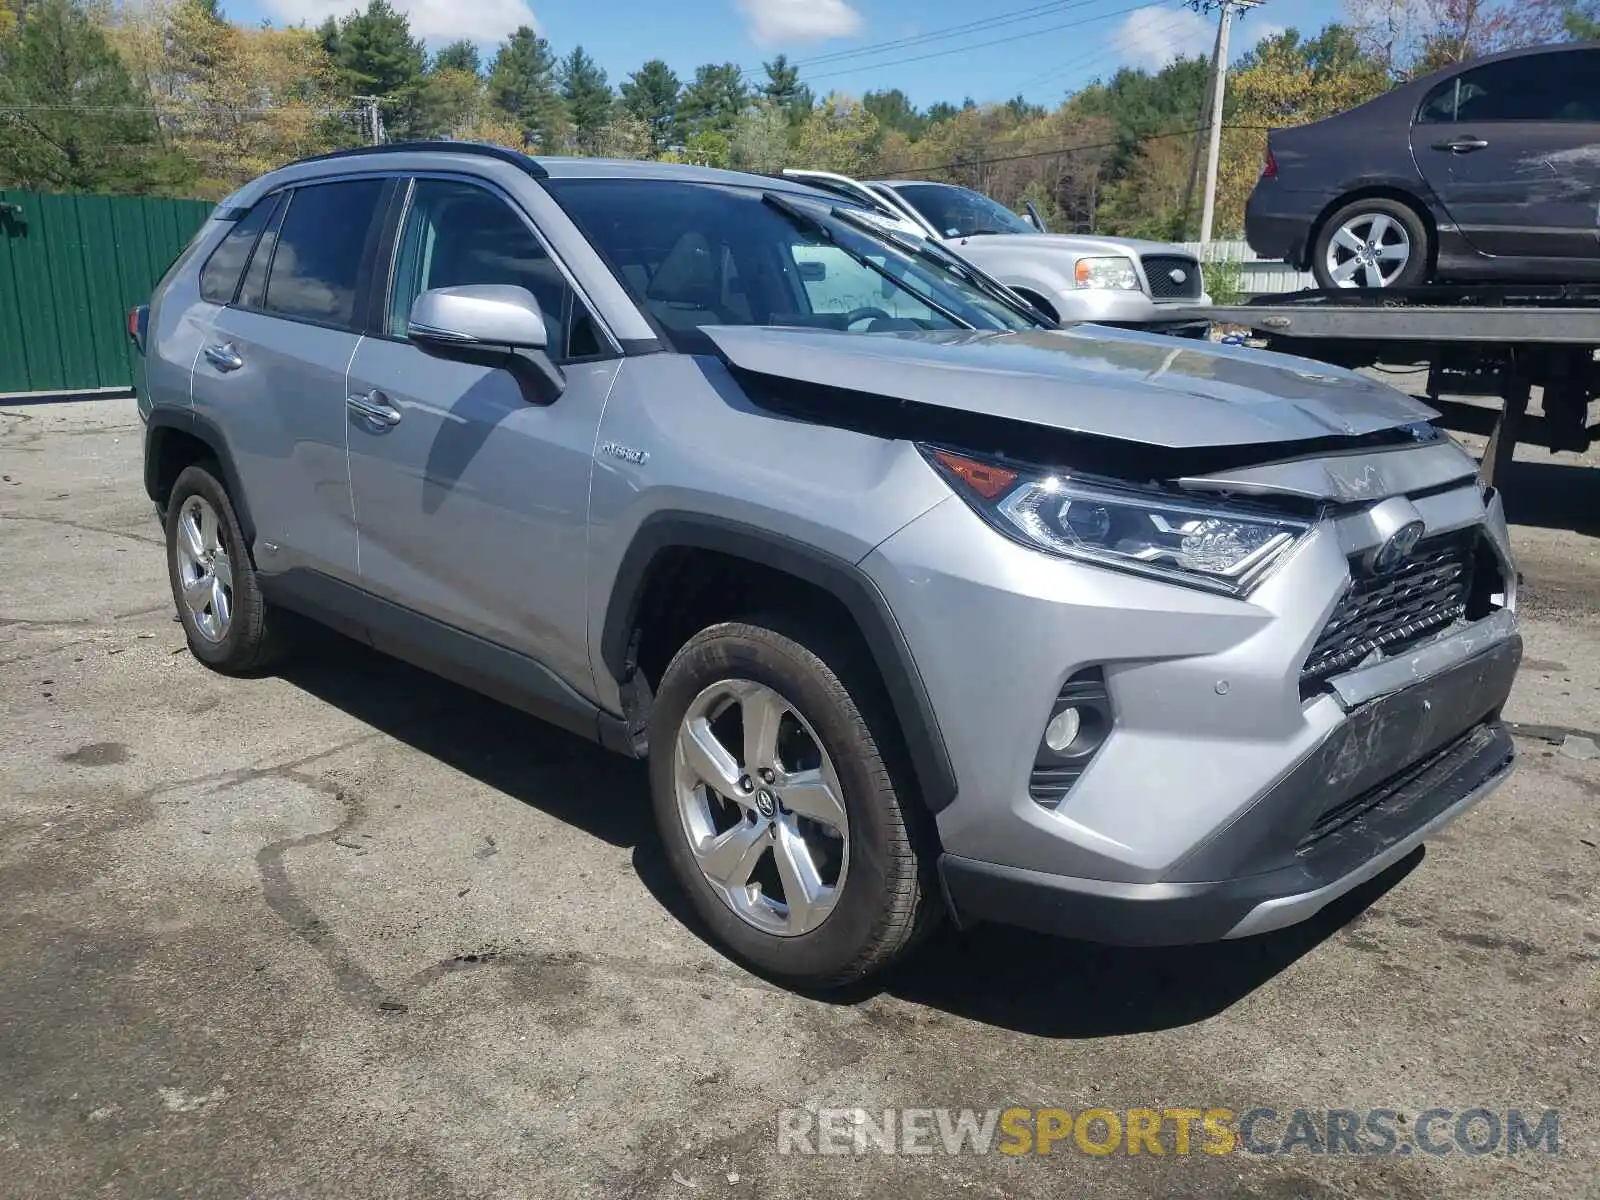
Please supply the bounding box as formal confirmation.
[939,631,1519,945]
[864,459,1522,947]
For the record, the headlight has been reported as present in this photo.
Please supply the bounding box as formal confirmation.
[1073,256,1140,290]
[925,448,1311,596]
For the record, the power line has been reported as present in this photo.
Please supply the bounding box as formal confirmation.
[881,121,1272,177]
[790,0,1116,69]
[803,2,1154,83]
[1017,5,1204,92]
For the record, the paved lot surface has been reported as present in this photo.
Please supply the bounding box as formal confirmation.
[2,397,1596,1199]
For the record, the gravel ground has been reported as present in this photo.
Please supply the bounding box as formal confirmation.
[1,397,1596,1200]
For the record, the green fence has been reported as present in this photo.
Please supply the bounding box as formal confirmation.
[0,190,213,396]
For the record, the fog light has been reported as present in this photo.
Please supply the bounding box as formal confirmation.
[1044,706,1081,753]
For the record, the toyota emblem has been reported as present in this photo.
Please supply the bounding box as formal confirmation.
[1169,268,1187,284]
[1371,520,1425,574]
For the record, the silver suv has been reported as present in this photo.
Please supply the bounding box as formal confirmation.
[137,144,1521,988]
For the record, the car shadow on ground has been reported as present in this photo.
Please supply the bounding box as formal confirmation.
[276,628,1419,1039]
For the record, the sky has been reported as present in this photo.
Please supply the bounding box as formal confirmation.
[226,0,1350,108]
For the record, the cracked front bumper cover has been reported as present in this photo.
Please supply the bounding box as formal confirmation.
[939,635,1521,946]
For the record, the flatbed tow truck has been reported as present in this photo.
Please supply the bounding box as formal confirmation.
[1165,284,1600,490]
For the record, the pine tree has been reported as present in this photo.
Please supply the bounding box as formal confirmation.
[433,40,480,75]
[760,53,811,123]
[619,58,681,154]
[679,62,748,140]
[487,26,569,151]
[319,0,427,139]
[558,46,611,153]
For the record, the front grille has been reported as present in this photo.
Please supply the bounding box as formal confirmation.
[1141,254,1204,301]
[1301,528,1479,691]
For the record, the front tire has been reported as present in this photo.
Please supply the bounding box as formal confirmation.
[648,619,936,987]
[165,463,289,673]
[1312,197,1430,290]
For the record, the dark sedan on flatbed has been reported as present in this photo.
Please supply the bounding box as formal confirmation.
[1246,42,1600,290]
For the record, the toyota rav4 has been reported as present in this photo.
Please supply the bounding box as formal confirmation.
[136,145,1521,988]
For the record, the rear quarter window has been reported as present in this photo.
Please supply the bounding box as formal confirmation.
[198,195,282,305]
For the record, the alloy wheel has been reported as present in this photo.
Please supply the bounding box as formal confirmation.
[1325,212,1411,288]
[174,494,234,643]
[673,679,849,937]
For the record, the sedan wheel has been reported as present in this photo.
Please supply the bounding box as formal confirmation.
[1325,213,1411,289]
[1312,198,1431,291]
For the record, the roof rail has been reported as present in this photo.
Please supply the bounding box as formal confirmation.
[289,141,549,180]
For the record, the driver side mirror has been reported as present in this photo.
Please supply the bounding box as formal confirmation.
[407,284,550,354]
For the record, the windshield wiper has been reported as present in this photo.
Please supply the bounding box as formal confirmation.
[829,205,1043,326]
[762,192,970,330]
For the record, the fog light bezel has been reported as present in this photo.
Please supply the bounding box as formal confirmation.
[1030,669,1112,808]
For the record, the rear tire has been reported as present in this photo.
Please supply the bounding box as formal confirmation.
[165,464,290,673]
[648,618,937,988]
[1312,197,1430,290]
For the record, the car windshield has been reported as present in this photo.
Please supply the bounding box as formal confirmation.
[888,183,1037,239]
[543,178,1041,354]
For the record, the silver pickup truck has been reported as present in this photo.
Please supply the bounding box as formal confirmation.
[784,169,1211,327]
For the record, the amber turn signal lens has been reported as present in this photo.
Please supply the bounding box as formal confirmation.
[932,450,1018,500]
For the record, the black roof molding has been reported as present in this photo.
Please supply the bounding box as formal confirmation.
[289,141,549,180]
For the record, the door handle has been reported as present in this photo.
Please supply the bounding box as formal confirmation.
[346,390,402,428]
[1433,136,1489,154]
[203,342,243,372]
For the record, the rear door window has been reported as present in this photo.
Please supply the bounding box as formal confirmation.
[1419,51,1600,123]
[261,179,386,330]
[198,195,281,304]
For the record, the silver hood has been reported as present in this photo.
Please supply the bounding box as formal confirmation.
[705,324,1438,450]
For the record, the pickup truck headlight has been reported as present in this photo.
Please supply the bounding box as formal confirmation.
[925,448,1311,596]
[1073,256,1140,290]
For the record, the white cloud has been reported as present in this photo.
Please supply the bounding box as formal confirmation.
[262,0,538,43]
[1238,21,1288,52]
[1114,5,1211,70]
[736,0,864,46]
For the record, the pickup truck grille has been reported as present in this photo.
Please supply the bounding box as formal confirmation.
[1141,254,1204,301]
[1301,528,1479,692]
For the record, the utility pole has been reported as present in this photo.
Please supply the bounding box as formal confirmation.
[353,95,383,146]
[1191,0,1261,244]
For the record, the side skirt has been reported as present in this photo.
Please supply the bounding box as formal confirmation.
[260,569,634,755]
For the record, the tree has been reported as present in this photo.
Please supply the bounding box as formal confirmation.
[594,113,652,159]
[487,26,568,150]
[432,40,480,75]
[924,101,959,125]
[558,46,610,153]
[760,53,812,122]
[319,0,427,139]
[1343,0,1566,74]
[1566,2,1600,36]
[793,93,879,176]
[729,101,792,173]
[679,62,748,140]
[0,0,190,192]
[862,89,924,139]
[619,58,680,153]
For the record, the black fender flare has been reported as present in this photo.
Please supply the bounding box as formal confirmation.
[600,512,958,813]
[143,407,256,542]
